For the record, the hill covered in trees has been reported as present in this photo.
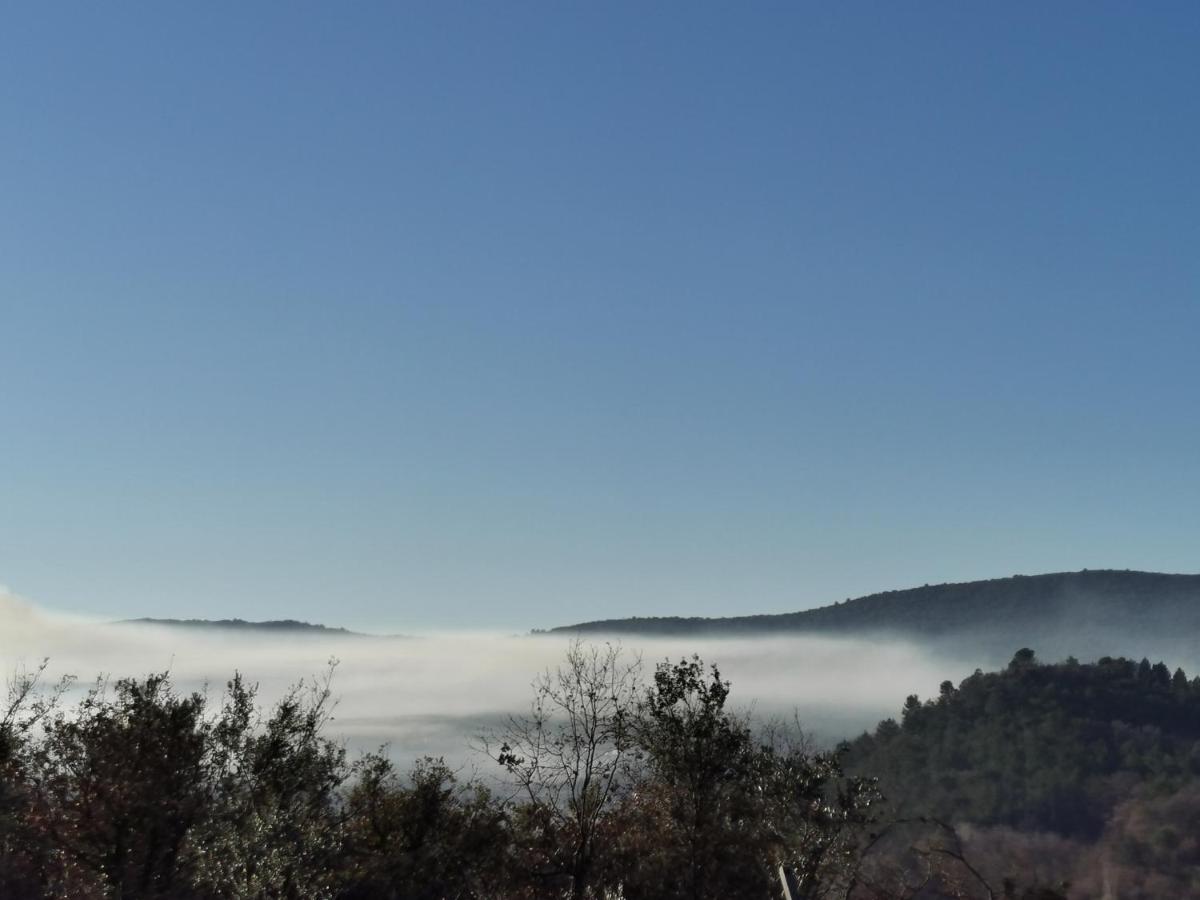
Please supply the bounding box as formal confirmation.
[847,650,1200,833]
[549,569,1200,663]
[844,650,1200,898]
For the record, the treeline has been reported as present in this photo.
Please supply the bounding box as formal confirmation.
[0,645,886,900]
[5,644,1183,899]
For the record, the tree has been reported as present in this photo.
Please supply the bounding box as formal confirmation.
[32,672,213,898]
[1009,649,1037,671]
[0,661,73,897]
[184,667,349,899]
[761,734,880,899]
[482,640,640,900]
[626,655,764,900]
[340,754,511,899]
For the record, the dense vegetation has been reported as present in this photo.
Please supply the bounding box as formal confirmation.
[4,646,1198,898]
[846,650,1200,898]
[0,648,878,900]
[549,570,1200,663]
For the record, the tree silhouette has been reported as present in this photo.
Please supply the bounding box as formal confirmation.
[481,639,640,900]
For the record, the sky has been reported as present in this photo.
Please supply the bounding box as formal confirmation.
[2,3,1198,631]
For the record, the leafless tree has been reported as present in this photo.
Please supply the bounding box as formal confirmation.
[2,659,71,736]
[481,639,640,900]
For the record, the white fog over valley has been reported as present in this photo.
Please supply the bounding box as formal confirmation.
[2,587,976,767]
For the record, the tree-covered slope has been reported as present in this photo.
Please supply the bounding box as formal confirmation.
[549,569,1200,661]
[844,650,1200,840]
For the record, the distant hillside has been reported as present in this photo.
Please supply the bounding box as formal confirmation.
[117,617,362,636]
[549,570,1200,663]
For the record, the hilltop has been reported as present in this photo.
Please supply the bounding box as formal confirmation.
[846,649,1200,837]
[842,650,1200,897]
[548,570,1200,663]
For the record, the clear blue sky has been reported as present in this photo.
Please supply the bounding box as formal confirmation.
[2,3,1198,631]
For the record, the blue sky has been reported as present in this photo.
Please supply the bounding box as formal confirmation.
[2,3,1198,630]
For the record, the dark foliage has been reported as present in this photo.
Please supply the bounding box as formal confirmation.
[0,652,878,900]
[845,650,1200,840]
[4,646,1199,898]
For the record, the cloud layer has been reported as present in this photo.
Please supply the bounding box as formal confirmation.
[0,588,976,765]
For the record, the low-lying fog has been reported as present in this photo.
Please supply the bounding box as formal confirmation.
[1,589,977,768]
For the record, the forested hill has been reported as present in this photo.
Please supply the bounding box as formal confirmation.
[841,651,1200,897]
[845,650,1200,838]
[117,617,362,635]
[548,570,1200,662]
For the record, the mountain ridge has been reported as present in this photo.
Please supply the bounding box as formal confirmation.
[546,569,1200,663]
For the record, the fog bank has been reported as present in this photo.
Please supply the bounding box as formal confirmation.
[0,589,977,764]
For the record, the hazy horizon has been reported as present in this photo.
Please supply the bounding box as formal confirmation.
[7,580,1200,770]
[16,565,1200,638]
[1,585,984,765]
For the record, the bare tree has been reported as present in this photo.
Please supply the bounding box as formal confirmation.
[2,659,72,737]
[481,639,640,900]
